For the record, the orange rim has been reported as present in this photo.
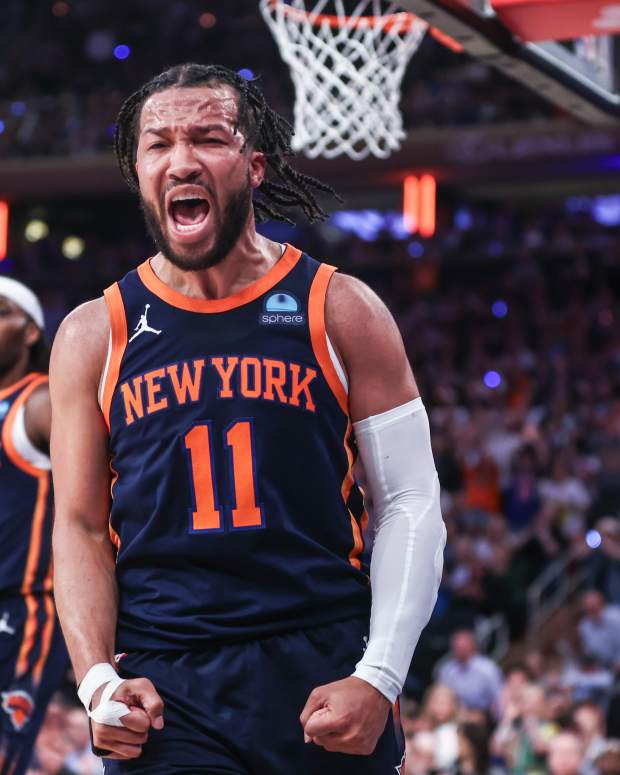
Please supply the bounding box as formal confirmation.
[267,0,423,33]
[266,0,463,50]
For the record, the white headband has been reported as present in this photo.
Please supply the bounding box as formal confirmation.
[0,277,45,330]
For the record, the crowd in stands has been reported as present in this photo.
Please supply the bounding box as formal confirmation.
[0,0,555,160]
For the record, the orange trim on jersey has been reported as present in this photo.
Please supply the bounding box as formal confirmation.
[348,511,364,571]
[33,592,55,685]
[307,266,365,569]
[343,418,365,570]
[1,375,49,477]
[15,594,38,678]
[102,283,128,431]
[15,474,49,677]
[0,372,41,401]
[308,263,348,415]
[136,244,302,313]
[109,524,121,551]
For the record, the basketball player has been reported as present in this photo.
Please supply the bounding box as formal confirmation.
[0,278,67,775]
[50,64,446,774]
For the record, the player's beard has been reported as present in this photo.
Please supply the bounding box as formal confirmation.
[139,177,253,272]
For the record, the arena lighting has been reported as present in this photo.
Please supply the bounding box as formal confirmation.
[198,12,217,28]
[483,370,502,389]
[62,236,85,260]
[408,241,424,258]
[0,120,5,134]
[403,175,436,237]
[492,300,508,318]
[0,202,8,261]
[238,68,255,80]
[113,44,131,60]
[586,530,602,549]
[24,219,49,243]
[52,1,70,16]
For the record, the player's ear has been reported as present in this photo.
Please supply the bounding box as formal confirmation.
[23,321,41,349]
[249,151,266,189]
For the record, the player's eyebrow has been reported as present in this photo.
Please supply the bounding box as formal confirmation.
[142,123,230,136]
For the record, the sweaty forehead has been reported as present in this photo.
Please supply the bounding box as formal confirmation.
[139,85,239,132]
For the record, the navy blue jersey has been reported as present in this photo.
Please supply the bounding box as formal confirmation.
[0,374,53,600]
[102,245,370,650]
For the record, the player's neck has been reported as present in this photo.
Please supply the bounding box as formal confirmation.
[0,354,30,392]
[151,231,283,302]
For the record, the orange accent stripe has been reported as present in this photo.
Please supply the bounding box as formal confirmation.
[33,593,55,685]
[136,244,302,313]
[0,372,40,401]
[109,524,121,551]
[16,594,38,678]
[308,263,348,415]
[16,474,49,677]
[343,420,365,570]
[349,512,364,571]
[419,174,437,238]
[307,264,365,569]
[403,175,419,234]
[1,375,49,477]
[102,283,128,431]
[0,200,8,261]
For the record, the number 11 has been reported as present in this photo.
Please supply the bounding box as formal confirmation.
[184,420,264,532]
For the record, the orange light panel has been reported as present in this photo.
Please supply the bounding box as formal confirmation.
[403,176,419,234]
[0,201,8,261]
[419,175,437,238]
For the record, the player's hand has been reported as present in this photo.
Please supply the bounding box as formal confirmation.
[91,677,165,760]
[300,676,390,755]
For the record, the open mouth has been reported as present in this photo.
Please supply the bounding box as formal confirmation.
[169,196,211,232]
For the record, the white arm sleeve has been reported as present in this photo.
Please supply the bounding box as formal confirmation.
[351,397,446,704]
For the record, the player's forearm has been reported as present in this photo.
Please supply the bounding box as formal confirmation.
[351,398,446,704]
[53,519,119,683]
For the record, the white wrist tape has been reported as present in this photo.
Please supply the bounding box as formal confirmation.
[351,398,446,704]
[78,662,130,727]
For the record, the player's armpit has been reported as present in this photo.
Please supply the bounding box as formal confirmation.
[50,297,119,681]
[324,272,419,423]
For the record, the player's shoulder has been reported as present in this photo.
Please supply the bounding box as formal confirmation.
[55,297,108,344]
[51,297,109,385]
[324,270,398,350]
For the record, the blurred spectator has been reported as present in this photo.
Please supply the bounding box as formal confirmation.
[593,739,620,775]
[586,518,620,604]
[419,684,461,770]
[561,652,614,706]
[545,732,586,775]
[492,683,558,774]
[436,630,503,715]
[577,591,620,671]
[572,702,608,775]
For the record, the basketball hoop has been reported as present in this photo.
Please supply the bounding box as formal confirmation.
[260,0,428,160]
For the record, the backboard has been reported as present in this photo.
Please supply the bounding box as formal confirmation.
[398,0,620,124]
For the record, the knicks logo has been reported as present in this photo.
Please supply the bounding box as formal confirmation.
[2,690,34,731]
[260,292,305,325]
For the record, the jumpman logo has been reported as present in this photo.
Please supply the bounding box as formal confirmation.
[129,304,162,343]
[0,613,15,636]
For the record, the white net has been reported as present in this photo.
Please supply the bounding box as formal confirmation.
[260,0,427,160]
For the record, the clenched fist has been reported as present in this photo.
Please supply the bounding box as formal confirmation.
[300,676,390,755]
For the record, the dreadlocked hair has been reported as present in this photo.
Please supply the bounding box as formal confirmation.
[114,63,341,225]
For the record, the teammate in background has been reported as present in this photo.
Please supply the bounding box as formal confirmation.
[50,64,446,774]
[0,278,68,775]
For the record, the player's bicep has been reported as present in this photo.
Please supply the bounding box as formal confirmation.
[50,301,111,535]
[325,273,419,423]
